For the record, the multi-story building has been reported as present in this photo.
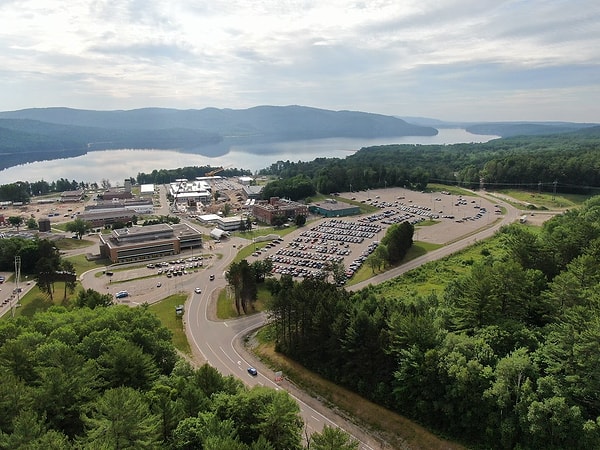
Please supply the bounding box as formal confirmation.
[252,197,308,224]
[98,223,202,263]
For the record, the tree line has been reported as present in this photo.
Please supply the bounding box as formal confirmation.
[258,131,600,196]
[5,131,600,204]
[0,295,358,449]
[266,195,600,449]
[136,166,251,185]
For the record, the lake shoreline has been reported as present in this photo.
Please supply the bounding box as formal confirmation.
[0,129,499,185]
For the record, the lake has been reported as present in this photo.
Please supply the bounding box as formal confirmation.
[0,128,498,185]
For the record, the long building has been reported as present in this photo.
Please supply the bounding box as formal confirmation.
[99,223,203,263]
[169,179,212,205]
[252,197,308,224]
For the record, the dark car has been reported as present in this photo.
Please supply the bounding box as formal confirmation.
[247,367,258,376]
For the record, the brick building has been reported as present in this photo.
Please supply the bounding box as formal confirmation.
[252,197,308,224]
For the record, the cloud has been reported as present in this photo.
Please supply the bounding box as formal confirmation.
[0,0,598,121]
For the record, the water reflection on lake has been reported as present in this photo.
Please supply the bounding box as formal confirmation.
[0,129,498,185]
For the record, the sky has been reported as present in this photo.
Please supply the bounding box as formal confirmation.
[1,0,599,123]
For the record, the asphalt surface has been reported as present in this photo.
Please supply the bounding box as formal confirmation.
[4,184,536,449]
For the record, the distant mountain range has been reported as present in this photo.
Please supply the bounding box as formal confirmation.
[0,105,598,172]
[0,105,439,170]
[398,116,599,137]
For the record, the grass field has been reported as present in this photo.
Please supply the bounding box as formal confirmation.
[426,183,476,197]
[148,293,191,355]
[66,254,110,275]
[216,283,271,319]
[1,282,83,320]
[375,233,508,300]
[347,240,441,286]
[495,189,592,210]
[54,236,95,250]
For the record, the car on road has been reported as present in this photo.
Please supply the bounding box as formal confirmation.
[194,287,202,294]
[115,290,129,299]
[209,274,215,281]
[156,282,162,287]
[247,367,258,376]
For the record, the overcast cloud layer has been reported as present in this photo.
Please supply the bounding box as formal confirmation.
[1,0,599,122]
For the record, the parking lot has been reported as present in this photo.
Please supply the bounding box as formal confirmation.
[246,186,503,282]
[0,184,512,307]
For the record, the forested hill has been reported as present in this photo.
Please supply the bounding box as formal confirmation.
[0,106,438,138]
[0,105,438,170]
[258,129,600,197]
[466,121,598,137]
[267,196,600,449]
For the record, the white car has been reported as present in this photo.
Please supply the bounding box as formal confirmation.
[194,287,202,294]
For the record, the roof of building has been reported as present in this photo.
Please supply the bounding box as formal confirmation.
[174,191,211,199]
[80,208,135,220]
[217,215,244,224]
[60,189,84,197]
[171,222,203,239]
[210,228,228,238]
[254,200,306,211]
[311,201,359,211]
[198,214,221,222]
[112,223,172,239]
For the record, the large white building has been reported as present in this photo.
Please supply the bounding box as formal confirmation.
[169,179,212,204]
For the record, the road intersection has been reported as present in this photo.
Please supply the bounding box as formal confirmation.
[50,186,529,449]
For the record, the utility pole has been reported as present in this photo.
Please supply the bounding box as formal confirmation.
[12,256,21,318]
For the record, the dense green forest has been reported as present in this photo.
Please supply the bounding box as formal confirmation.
[3,131,600,204]
[259,130,600,198]
[266,195,600,449]
[0,301,359,449]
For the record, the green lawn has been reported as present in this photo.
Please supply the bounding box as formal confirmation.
[1,282,84,320]
[496,189,591,210]
[66,254,110,275]
[216,283,271,319]
[148,293,191,355]
[347,240,441,286]
[374,234,508,300]
[54,237,95,251]
[426,183,476,197]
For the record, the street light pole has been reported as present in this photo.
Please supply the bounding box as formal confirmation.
[12,256,21,318]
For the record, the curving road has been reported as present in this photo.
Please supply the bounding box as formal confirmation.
[182,192,526,449]
[77,187,529,449]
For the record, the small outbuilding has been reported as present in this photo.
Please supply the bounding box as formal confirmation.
[210,228,229,240]
[309,200,360,218]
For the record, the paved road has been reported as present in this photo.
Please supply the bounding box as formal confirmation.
[181,192,526,449]
[185,254,385,450]
[76,187,526,449]
[351,191,522,291]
